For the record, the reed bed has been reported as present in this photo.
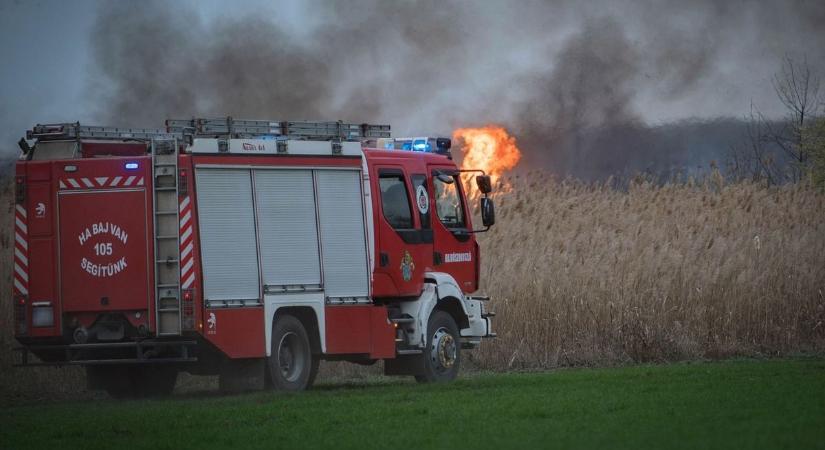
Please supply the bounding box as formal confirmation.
[474,171,825,369]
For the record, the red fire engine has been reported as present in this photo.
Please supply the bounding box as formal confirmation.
[12,118,496,396]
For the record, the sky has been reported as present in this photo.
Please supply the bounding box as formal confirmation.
[1,0,823,175]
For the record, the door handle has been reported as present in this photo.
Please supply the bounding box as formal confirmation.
[433,252,442,265]
[380,252,389,267]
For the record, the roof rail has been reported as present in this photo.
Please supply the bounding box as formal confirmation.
[165,117,391,141]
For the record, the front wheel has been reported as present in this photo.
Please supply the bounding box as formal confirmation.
[415,310,461,383]
[267,314,317,391]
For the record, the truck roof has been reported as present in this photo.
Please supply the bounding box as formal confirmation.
[362,147,454,164]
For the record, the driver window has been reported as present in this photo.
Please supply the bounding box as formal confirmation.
[433,174,466,228]
[379,174,414,229]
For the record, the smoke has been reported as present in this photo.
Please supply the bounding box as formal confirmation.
[90,0,473,130]
[87,0,825,180]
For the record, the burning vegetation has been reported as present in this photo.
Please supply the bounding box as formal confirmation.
[453,126,523,197]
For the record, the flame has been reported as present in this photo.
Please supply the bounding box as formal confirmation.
[453,125,522,196]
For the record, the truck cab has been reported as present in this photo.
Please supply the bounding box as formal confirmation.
[367,148,480,298]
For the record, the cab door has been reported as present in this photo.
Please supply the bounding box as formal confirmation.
[428,166,477,293]
[372,166,432,297]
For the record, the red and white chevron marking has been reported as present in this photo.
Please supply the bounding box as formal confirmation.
[58,176,145,190]
[179,196,195,289]
[13,204,28,296]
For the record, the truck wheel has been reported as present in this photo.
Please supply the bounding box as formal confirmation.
[415,310,461,383]
[133,366,178,398]
[219,359,265,393]
[308,355,321,388]
[268,314,315,391]
[86,365,177,398]
[86,365,134,399]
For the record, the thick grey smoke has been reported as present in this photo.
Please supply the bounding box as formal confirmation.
[90,0,473,129]
[88,0,825,180]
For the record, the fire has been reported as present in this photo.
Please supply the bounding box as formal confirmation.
[453,125,522,196]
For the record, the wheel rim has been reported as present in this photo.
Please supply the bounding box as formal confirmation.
[277,332,306,382]
[430,327,456,373]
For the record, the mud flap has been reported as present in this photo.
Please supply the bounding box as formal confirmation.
[219,358,265,393]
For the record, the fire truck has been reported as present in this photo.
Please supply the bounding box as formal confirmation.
[12,117,496,396]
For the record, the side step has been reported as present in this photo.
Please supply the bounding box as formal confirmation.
[390,315,415,325]
[396,349,423,356]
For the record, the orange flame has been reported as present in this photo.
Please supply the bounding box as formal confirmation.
[453,125,522,196]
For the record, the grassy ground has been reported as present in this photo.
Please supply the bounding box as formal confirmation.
[2,359,823,450]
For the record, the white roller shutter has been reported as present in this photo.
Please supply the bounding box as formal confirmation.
[315,170,370,300]
[195,169,260,301]
[254,169,321,287]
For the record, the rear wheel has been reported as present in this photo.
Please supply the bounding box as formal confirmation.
[86,365,177,398]
[415,310,461,383]
[133,366,178,397]
[267,315,317,391]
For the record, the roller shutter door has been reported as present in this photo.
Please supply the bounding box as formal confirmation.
[315,170,370,300]
[195,169,260,301]
[254,169,321,287]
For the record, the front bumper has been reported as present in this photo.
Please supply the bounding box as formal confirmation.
[460,296,496,347]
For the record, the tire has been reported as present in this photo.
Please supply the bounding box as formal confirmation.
[86,365,134,399]
[307,356,320,388]
[86,365,177,398]
[267,314,315,391]
[415,310,461,383]
[133,366,178,398]
[219,359,266,393]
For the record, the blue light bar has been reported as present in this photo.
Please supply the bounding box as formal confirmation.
[389,137,450,154]
[412,139,431,152]
[125,162,139,170]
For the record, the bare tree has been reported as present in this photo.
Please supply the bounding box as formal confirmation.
[730,56,823,184]
[729,103,780,185]
[767,56,822,180]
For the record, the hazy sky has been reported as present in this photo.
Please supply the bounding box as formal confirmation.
[1,0,823,163]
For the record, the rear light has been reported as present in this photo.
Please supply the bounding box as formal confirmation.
[15,176,25,204]
[182,289,195,331]
[179,169,188,195]
[31,302,54,328]
[14,295,27,336]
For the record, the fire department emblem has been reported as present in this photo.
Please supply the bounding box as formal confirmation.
[400,250,415,282]
[415,185,429,214]
[207,312,217,335]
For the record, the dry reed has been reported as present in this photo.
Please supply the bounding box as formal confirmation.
[474,171,825,369]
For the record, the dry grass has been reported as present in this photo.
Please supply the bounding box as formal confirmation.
[2,169,824,402]
[474,171,825,369]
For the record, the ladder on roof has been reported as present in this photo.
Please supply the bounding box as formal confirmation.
[151,138,182,336]
[166,117,391,141]
[27,122,178,142]
[26,119,392,144]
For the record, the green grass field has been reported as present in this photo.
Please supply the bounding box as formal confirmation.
[2,359,824,450]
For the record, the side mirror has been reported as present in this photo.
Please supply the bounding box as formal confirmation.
[476,175,492,194]
[480,197,495,227]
